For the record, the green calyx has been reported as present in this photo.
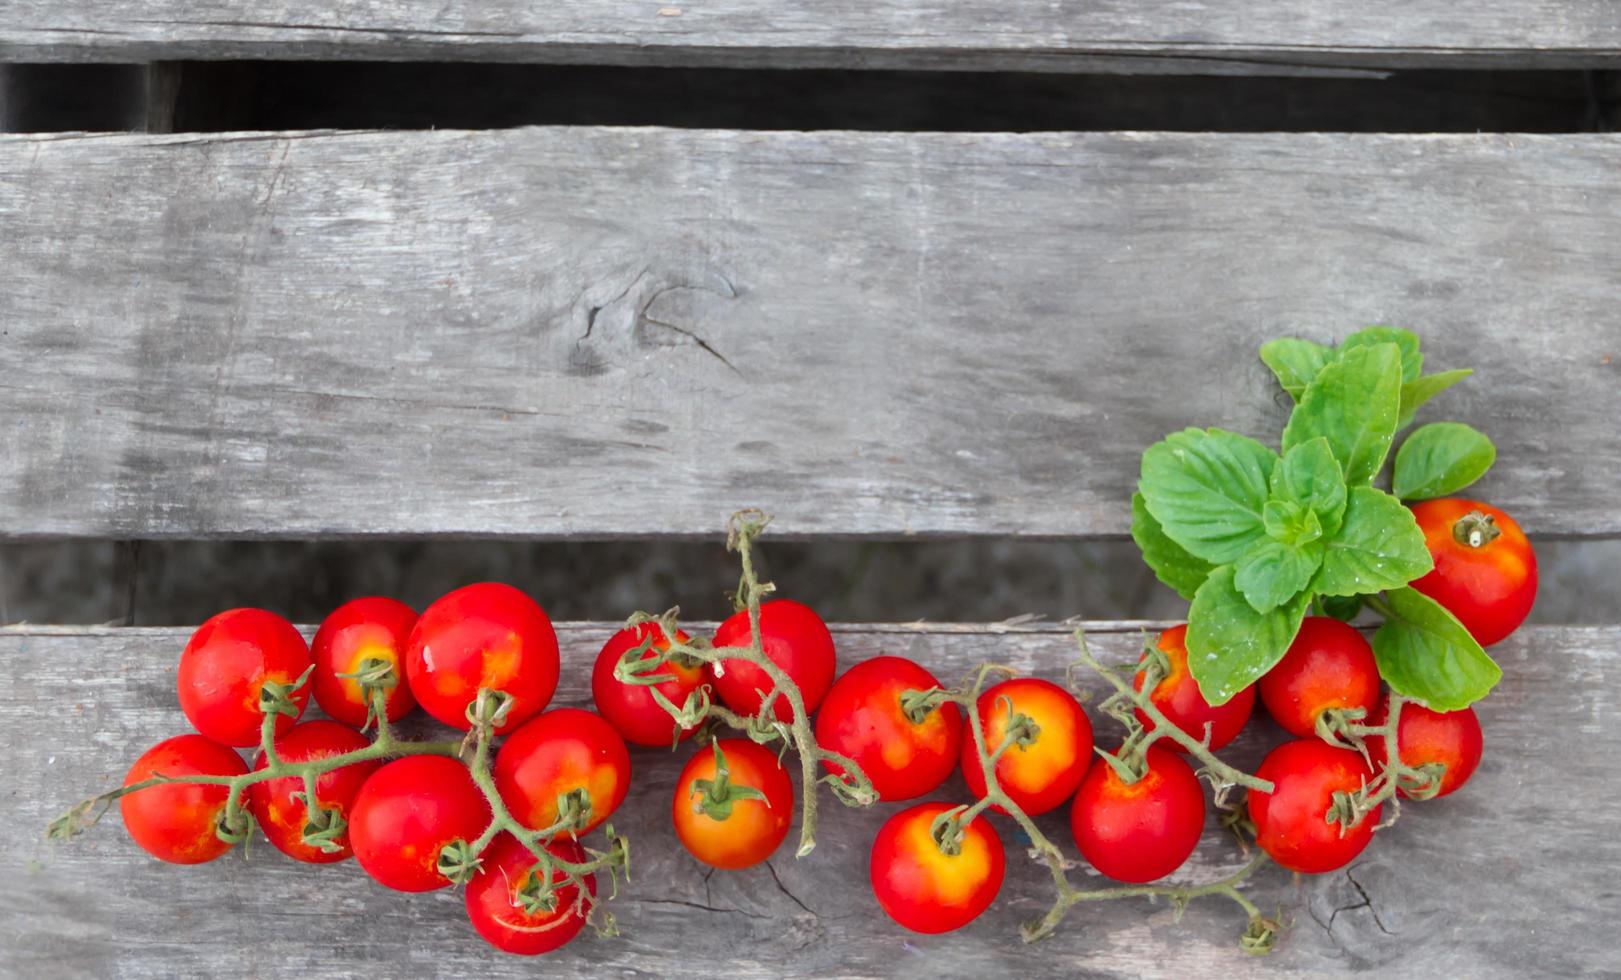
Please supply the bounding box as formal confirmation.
[1452,510,1502,548]
[690,742,767,823]
[436,838,482,886]
[259,665,315,718]
[1133,327,1501,712]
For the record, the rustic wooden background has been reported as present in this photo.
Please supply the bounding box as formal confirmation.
[1,5,1618,978]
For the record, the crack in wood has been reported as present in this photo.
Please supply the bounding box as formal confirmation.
[637,898,767,920]
[765,859,816,917]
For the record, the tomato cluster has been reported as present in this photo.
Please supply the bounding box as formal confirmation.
[102,493,1529,950]
[121,585,629,955]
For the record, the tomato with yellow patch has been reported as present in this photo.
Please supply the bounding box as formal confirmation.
[349,755,491,892]
[870,802,1004,933]
[178,608,312,746]
[310,596,418,728]
[1070,745,1204,882]
[495,708,631,836]
[815,656,962,801]
[671,738,792,870]
[590,621,704,747]
[1409,498,1537,647]
[405,583,559,734]
[1134,624,1254,751]
[960,677,1093,816]
[121,734,250,864]
[247,720,380,864]
[465,833,596,955]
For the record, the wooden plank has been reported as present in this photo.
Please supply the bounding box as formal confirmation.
[2,621,1615,978]
[2,129,1619,541]
[2,1,1621,71]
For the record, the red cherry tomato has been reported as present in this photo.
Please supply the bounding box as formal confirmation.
[1249,739,1379,874]
[590,622,703,747]
[121,734,249,864]
[870,802,1004,934]
[672,739,793,870]
[960,677,1092,816]
[1410,498,1537,646]
[1135,624,1254,751]
[1070,745,1204,883]
[247,720,380,864]
[1366,696,1483,799]
[310,597,418,728]
[1258,617,1380,738]
[465,833,595,955]
[178,608,312,747]
[815,656,962,802]
[349,755,491,892]
[709,599,836,723]
[405,583,559,734]
[494,708,631,837]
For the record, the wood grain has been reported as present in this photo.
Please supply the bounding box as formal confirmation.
[1,621,1614,978]
[2,1,1621,71]
[2,129,1618,541]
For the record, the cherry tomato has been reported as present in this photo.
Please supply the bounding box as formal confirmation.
[1258,617,1379,738]
[960,677,1092,816]
[465,833,595,955]
[247,720,380,864]
[1366,696,1483,799]
[121,734,249,864]
[1249,739,1379,874]
[672,738,792,870]
[1410,498,1537,646]
[590,622,703,747]
[1070,745,1204,883]
[709,599,836,723]
[178,608,312,747]
[349,755,491,892]
[494,708,631,837]
[310,597,418,728]
[870,802,1004,934]
[405,583,559,734]
[1135,624,1254,751]
[815,656,962,802]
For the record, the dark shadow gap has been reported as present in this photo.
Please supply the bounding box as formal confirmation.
[3,62,1617,134]
[2,538,1615,627]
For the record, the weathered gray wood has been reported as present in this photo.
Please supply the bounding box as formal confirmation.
[3,129,1619,541]
[1,621,1613,978]
[3,1,1621,71]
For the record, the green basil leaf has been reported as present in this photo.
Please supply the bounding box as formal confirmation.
[1259,338,1336,400]
[1393,422,1497,500]
[1269,436,1347,538]
[1340,326,1423,382]
[1313,486,1434,597]
[1282,342,1403,485]
[1262,499,1322,546]
[1187,566,1311,705]
[1373,586,1502,710]
[1139,427,1279,565]
[1234,538,1324,614]
[1398,369,1474,429]
[1130,491,1216,600]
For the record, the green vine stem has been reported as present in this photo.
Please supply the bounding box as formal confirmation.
[615,509,878,858]
[49,671,629,934]
[1071,631,1274,795]
[1321,692,1441,833]
[911,635,1280,952]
